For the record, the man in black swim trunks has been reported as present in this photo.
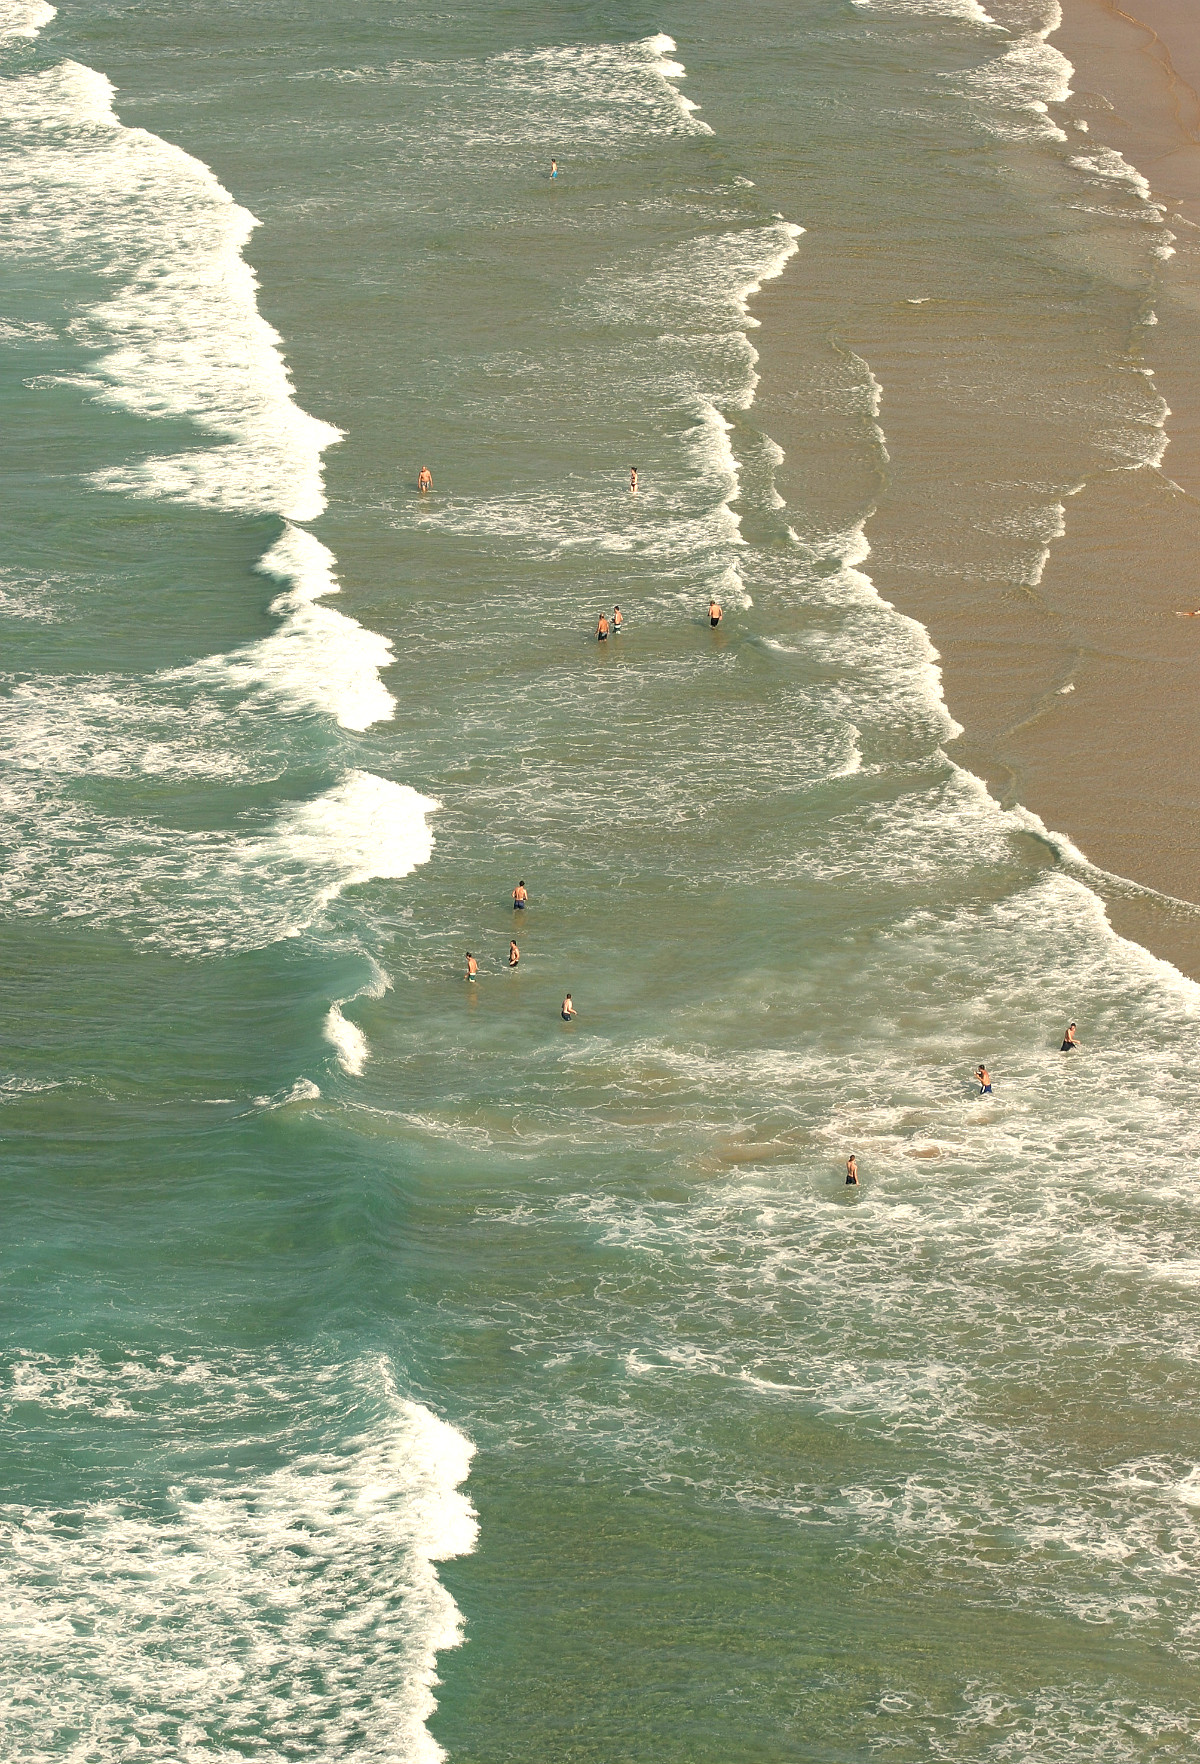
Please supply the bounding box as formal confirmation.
[513,881,528,910]
[561,993,577,1022]
[1061,1022,1078,1051]
[596,613,610,641]
[708,598,722,628]
[846,1154,858,1186]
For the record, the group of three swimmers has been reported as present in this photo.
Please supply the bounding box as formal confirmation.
[847,1030,1080,1185]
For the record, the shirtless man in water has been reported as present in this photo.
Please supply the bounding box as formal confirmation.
[465,952,478,982]
[596,613,610,641]
[1061,1021,1078,1051]
[417,466,433,493]
[561,994,577,1022]
[846,1154,858,1186]
[976,1064,992,1095]
[509,940,520,968]
[612,605,623,633]
[512,880,528,910]
[708,598,723,627]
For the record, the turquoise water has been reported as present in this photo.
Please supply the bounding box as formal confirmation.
[2,0,1199,1757]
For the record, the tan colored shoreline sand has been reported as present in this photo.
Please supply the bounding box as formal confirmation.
[754,0,1200,979]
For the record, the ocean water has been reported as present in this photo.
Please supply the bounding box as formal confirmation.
[2,0,1198,1758]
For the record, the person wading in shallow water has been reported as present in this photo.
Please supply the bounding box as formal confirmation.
[596,612,610,641]
[846,1154,858,1186]
[465,952,478,982]
[417,465,432,493]
[976,1064,993,1095]
[1061,1021,1078,1052]
[612,605,623,633]
[708,597,722,627]
[629,466,638,493]
[512,881,528,910]
[509,940,519,968]
[561,994,577,1022]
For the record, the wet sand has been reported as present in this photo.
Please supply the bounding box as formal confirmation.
[754,0,1200,979]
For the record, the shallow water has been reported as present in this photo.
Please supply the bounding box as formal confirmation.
[2,0,1198,1757]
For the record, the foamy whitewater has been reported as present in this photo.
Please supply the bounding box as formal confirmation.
[4,0,1200,1756]
[0,24,433,959]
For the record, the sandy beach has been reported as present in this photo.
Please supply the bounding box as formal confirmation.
[756,0,1200,978]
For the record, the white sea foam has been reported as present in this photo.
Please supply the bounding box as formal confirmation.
[643,31,714,135]
[254,1075,322,1107]
[853,0,1001,25]
[0,673,250,780]
[0,768,440,953]
[0,315,55,341]
[325,1001,370,1075]
[173,525,396,732]
[0,1354,476,1763]
[1,61,341,520]
[0,49,424,957]
[0,0,54,41]
[944,4,1072,143]
[1070,147,1155,207]
[253,771,440,919]
[305,31,716,151]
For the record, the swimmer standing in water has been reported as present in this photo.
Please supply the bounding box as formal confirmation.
[708,598,723,627]
[550,157,558,179]
[596,612,610,641]
[509,940,520,968]
[612,604,623,633]
[629,466,638,493]
[1061,1021,1078,1051]
[417,466,433,494]
[846,1154,859,1186]
[465,952,478,982]
[512,880,528,910]
[561,994,577,1022]
[975,1064,992,1095]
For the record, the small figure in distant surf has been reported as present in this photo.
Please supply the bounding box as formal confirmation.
[596,612,610,641]
[975,1064,993,1095]
[465,952,478,982]
[561,993,577,1022]
[1061,1021,1078,1052]
[509,940,520,968]
[708,598,723,628]
[846,1154,859,1186]
[417,465,433,493]
[513,880,528,910]
[550,158,558,180]
[629,466,638,493]
[612,604,623,634]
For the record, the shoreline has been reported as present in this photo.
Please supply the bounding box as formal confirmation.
[756,0,1200,981]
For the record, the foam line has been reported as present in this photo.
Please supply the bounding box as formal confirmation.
[0,1355,477,1762]
[0,0,55,42]
[173,525,397,732]
[644,32,715,136]
[852,0,1001,25]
